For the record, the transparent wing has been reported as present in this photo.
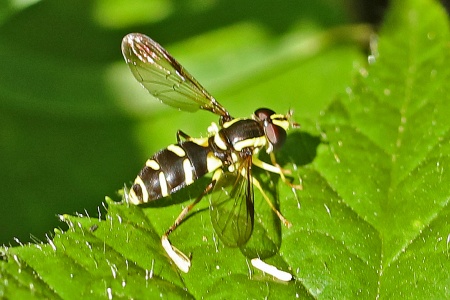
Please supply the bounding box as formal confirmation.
[121,33,230,117]
[239,169,282,259]
[210,156,254,247]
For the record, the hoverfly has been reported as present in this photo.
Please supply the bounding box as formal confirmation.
[121,33,299,279]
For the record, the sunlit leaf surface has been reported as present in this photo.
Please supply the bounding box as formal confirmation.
[1,0,449,299]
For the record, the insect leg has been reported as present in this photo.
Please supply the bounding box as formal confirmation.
[176,130,192,142]
[161,174,219,272]
[270,152,303,190]
[251,258,293,281]
[251,176,292,228]
[253,154,302,190]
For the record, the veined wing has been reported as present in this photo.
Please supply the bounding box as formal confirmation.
[121,33,230,117]
[210,156,254,247]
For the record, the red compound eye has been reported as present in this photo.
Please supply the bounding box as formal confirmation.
[254,108,287,151]
[266,123,286,151]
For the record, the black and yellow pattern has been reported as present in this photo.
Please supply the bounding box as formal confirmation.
[122,33,298,276]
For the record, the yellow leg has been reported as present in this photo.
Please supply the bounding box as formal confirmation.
[252,154,303,190]
[161,174,219,272]
[251,258,293,281]
[252,176,292,228]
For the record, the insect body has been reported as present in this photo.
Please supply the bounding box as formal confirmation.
[129,111,287,204]
[122,33,298,276]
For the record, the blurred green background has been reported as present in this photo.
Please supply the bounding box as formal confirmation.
[0,0,383,245]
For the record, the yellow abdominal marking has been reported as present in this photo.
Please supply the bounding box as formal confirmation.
[132,176,148,203]
[146,159,160,170]
[191,137,209,147]
[167,144,186,157]
[159,172,169,197]
[183,158,194,185]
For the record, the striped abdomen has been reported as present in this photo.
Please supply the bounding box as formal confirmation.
[129,139,222,204]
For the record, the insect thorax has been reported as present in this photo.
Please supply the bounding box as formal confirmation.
[215,118,267,153]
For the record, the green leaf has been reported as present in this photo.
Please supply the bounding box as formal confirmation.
[1,200,194,299]
[305,0,450,298]
[2,0,449,298]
